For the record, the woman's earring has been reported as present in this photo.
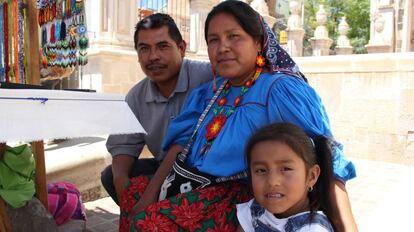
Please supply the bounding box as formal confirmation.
[212,66,217,92]
[252,52,265,82]
[256,52,266,68]
[308,186,313,192]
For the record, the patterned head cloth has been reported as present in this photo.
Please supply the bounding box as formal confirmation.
[259,16,307,82]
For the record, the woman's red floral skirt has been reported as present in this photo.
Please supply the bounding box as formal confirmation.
[119,176,250,232]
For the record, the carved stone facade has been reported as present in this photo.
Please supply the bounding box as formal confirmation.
[366,7,393,53]
[367,0,414,53]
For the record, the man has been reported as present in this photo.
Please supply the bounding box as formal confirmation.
[101,13,212,204]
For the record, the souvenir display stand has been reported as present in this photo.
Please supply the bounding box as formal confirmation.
[0,1,43,229]
[0,0,42,229]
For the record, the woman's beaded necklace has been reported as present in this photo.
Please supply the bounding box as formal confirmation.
[200,55,265,158]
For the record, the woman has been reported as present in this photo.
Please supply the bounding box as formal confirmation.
[120,1,357,231]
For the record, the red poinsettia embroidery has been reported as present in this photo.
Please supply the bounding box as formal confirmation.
[146,199,171,213]
[119,216,130,232]
[129,176,150,193]
[199,188,220,201]
[136,213,178,232]
[208,200,233,223]
[205,114,227,141]
[171,198,205,231]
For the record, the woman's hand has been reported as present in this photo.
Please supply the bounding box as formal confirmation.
[330,179,358,232]
[126,144,183,220]
[128,191,158,219]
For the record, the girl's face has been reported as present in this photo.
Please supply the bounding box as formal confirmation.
[250,140,320,218]
[206,13,261,86]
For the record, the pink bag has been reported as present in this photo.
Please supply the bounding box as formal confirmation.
[47,182,87,225]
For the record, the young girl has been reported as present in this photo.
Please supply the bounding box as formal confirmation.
[237,123,336,232]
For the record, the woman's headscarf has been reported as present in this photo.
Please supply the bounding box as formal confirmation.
[259,16,307,82]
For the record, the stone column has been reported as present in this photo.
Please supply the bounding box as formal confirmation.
[286,0,305,57]
[250,0,276,28]
[336,17,353,55]
[113,0,137,48]
[310,4,332,56]
[87,0,137,49]
[190,0,213,55]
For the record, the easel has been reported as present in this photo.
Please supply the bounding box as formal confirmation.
[0,1,47,231]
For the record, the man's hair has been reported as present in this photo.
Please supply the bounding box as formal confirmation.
[134,13,183,50]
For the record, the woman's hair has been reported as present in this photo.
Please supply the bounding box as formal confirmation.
[245,122,336,228]
[204,0,263,45]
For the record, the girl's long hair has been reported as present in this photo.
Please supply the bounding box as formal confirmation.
[310,136,336,230]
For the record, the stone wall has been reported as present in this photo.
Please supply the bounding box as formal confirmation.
[296,52,414,165]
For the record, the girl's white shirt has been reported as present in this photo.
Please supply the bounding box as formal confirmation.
[237,199,332,232]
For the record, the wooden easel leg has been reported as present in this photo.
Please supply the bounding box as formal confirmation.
[0,197,11,232]
[31,141,48,209]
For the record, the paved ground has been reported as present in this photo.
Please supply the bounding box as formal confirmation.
[82,158,414,231]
